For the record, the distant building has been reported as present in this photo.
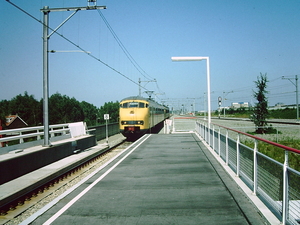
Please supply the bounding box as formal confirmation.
[5,115,28,129]
[231,102,249,109]
[269,103,298,110]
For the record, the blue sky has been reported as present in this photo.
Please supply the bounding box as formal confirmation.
[1,0,299,111]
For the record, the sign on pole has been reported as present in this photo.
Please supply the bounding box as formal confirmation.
[104,114,110,120]
[104,114,109,145]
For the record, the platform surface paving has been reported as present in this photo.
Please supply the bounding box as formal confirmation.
[31,133,267,225]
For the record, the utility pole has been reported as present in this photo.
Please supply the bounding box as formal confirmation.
[223,90,233,118]
[41,1,106,146]
[282,75,299,121]
[187,98,198,116]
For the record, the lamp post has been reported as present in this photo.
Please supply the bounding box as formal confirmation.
[171,56,211,126]
[40,3,106,146]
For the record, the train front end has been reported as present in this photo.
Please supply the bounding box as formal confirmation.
[119,97,150,139]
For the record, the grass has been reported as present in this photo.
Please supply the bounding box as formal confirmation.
[242,137,300,171]
[213,108,300,170]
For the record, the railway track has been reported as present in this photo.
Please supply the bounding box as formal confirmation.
[0,141,132,225]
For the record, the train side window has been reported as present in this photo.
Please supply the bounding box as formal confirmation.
[139,102,145,108]
[122,103,128,108]
[146,104,149,108]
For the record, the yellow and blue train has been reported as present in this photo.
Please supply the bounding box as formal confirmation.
[119,96,169,138]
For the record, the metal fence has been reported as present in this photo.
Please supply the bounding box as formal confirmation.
[0,124,70,145]
[195,121,300,225]
[0,122,120,154]
[0,123,71,154]
[87,122,119,141]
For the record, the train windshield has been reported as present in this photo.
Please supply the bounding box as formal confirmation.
[120,102,147,108]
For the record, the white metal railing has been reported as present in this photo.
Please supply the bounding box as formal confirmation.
[171,116,197,133]
[195,121,300,225]
[0,124,70,147]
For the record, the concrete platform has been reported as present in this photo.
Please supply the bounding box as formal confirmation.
[0,133,126,211]
[0,134,97,185]
[28,133,268,225]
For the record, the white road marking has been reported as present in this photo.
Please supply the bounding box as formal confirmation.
[20,134,151,225]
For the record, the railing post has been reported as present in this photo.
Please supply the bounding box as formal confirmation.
[20,131,24,143]
[172,117,175,133]
[253,139,258,195]
[50,127,55,138]
[37,129,41,140]
[218,127,221,156]
[212,125,215,151]
[206,123,209,143]
[204,123,207,142]
[236,133,240,177]
[282,150,289,225]
[225,129,229,165]
[208,125,211,147]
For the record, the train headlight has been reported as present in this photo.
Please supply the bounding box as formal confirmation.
[121,121,143,125]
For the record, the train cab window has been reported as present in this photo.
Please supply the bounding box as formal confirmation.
[121,101,148,108]
[129,102,139,108]
[120,103,128,108]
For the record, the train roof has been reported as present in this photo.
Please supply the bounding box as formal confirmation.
[120,96,149,102]
[120,96,168,109]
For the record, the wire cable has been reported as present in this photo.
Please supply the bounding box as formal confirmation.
[97,10,155,81]
[5,0,150,93]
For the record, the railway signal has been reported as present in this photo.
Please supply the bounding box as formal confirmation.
[218,96,222,118]
[218,96,222,106]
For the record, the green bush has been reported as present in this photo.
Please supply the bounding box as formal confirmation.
[243,138,300,171]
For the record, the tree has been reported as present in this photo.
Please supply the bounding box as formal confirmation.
[49,93,84,124]
[8,92,42,126]
[80,101,98,126]
[0,100,10,129]
[1,92,121,127]
[252,73,269,134]
[98,101,119,124]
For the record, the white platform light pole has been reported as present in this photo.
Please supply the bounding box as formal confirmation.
[171,56,211,127]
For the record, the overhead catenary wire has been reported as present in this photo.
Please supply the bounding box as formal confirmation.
[97,10,155,82]
[220,75,298,106]
[5,0,152,94]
